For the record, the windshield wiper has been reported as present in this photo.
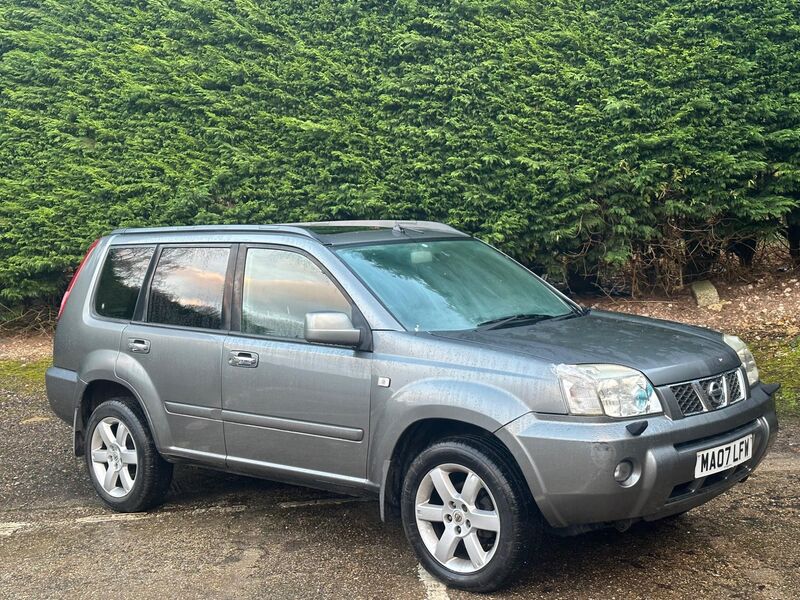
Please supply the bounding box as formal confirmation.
[477,307,588,331]
[476,313,556,330]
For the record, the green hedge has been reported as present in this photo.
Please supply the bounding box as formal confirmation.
[1,0,799,301]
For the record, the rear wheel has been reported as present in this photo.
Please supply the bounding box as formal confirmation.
[401,436,542,592]
[85,398,172,512]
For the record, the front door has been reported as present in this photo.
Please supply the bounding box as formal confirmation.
[222,246,372,483]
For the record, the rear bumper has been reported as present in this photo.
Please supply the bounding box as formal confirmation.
[45,366,79,424]
[502,381,779,530]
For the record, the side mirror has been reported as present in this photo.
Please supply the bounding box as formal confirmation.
[304,312,362,346]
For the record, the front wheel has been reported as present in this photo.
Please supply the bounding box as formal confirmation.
[85,398,173,512]
[401,436,542,593]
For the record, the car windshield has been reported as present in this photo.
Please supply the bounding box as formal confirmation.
[336,238,574,332]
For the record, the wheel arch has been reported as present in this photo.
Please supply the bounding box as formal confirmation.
[74,378,159,456]
[370,377,536,520]
[379,417,534,522]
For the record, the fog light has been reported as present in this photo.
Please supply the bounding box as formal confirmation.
[614,460,634,483]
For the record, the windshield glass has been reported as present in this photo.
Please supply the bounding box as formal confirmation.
[336,239,574,332]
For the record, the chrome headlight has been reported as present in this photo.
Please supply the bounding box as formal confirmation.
[555,364,663,418]
[723,334,759,386]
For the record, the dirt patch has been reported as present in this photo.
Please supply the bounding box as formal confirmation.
[0,334,53,361]
[581,274,800,340]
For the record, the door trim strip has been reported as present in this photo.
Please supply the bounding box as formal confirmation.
[221,409,364,442]
[164,401,222,420]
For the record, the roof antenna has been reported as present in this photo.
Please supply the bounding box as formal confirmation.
[392,222,423,236]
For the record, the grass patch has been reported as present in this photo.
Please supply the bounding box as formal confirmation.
[752,337,800,419]
[0,358,51,395]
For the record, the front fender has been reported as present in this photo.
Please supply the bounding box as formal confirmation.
[368,378,531,486]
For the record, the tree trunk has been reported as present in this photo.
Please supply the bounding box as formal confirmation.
[788,206,800,264]
[727,237,757,267]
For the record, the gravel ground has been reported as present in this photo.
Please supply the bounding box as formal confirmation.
[1,321,799,599]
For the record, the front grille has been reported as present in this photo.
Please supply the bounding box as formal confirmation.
[725,371,742,403]
[673,383,704,415]
[669,369,746,417]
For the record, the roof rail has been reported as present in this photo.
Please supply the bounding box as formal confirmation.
[287,220,463,234]
[109,224,317,238]
[110,220,464,238]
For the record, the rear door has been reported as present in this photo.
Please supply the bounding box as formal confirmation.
[222,245,372,482]
[117,244,235,465]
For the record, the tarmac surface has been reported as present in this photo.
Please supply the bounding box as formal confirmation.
[1,383,799,599]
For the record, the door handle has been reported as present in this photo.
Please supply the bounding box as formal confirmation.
[228,350,259,368]
[127,338,150,354]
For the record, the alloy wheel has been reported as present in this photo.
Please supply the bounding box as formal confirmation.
[90,416,138,497]
[414,463,501,573]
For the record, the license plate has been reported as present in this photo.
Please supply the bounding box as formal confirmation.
[695,434,753,478]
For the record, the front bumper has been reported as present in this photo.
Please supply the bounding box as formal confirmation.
[500,381,779,530]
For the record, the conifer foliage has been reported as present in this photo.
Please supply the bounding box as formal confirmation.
[1,0,799,301]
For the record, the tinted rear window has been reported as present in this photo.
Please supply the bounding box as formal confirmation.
[147,247,230,329]
[95,246,155,320]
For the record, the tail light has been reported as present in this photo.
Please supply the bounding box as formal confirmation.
[57,238,100,320]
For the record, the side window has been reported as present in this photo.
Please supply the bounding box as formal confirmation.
[241,248,351,339]
[148,247,230,329]
[95,246,155,320]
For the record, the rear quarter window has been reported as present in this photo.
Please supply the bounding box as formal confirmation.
[94,246,155,320]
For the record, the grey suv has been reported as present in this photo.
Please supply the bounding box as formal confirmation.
[47,221,779,592]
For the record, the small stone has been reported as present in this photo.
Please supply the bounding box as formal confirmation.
[691,280,720,307]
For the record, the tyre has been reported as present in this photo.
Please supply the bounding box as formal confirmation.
[85,397,173,512]
[401,436,542,593]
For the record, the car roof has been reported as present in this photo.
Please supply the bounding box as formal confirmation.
[110,220,470,246]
